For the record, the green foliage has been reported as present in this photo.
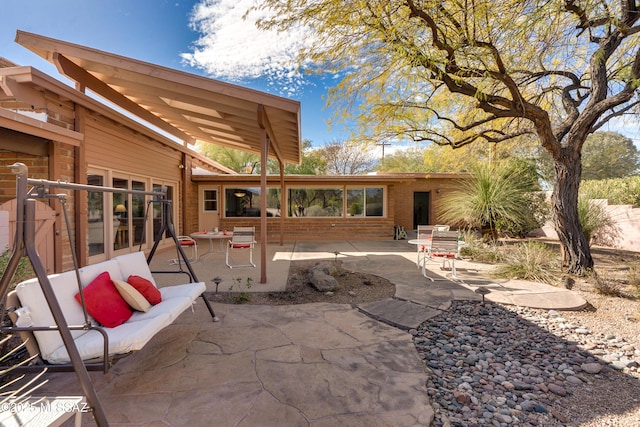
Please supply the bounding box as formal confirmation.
[577,197,616,247]
[457,230,501,263]
[227,277,254,304]
[257,0,640,273]
[492,241,560,284]
[581,132,639,180]
[537,132,640,186]
[0,250,34,291]
[377,146,426,172]
[197,139,326,175]
[580,176,640,206]
[438,160,546,239]
[273,140,327,175]
[196,142,260,173]
[349,202,363,216]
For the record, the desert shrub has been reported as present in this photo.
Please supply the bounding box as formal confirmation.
[588,271,624,297]
[496,191,550,238]
[628,263,640,295]
[580,176,640,206]
[0,249,34,292]
[439,160,543,240]
[457,229,501,263]
[577,196,617,246]
[492,241,559,284]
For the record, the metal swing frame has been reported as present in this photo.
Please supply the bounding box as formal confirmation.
[0,163,217,426]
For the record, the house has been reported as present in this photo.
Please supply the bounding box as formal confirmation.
[0,31,466,281]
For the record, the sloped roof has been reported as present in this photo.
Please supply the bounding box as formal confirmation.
[15,30,302,165]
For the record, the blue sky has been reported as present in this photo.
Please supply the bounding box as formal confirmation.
[1,0,351,148]
[2,0,639,152]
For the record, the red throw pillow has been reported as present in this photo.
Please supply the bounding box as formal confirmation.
[127,275,162,305]
[75,271,133,327]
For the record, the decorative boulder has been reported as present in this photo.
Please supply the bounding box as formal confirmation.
[308,266,339,292]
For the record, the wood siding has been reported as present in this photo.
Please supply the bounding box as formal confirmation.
[83,114,182,182]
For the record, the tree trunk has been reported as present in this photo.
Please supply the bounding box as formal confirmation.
[551,154,593,275]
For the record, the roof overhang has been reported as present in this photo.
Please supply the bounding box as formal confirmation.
[15,30,302,165]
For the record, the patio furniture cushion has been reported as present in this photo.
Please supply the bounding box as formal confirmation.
[75,271,133,328]
[47,312,172,363]
[15,271,92,360]
[11,251,208,365]
[113,279,152,312]
[128,296,193,323]
[158,283,206,304]
[115,251,158,286]
[127,275,162,305]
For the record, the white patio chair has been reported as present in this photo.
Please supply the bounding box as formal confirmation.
[415,225,436,267]
[226,226,256,268]
[422,229,460,281]
[176,236,198,262]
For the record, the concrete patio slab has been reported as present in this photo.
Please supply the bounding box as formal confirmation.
[19,239,589,426]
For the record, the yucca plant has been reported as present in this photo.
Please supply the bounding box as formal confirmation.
[438,160,544,240]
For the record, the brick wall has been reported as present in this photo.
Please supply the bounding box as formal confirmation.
[219,216,395,242]
[0,150,49,204]
[52,142,77,272]
[392,178,459,230]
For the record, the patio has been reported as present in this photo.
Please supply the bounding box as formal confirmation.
[12,239,587,426]
[25,240,439,426]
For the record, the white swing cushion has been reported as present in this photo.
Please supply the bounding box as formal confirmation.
[15,271,93,361]
[14,251,206,364]
[47,312,173,363]
[113,251,158,287]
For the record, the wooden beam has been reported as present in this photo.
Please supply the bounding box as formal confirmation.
[259,125,268,284]
[257,105,285,165]
[0,75,48,110]
[0,108,83,146]
[52,53,196,145]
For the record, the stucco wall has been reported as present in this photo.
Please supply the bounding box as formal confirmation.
[539,199,640,252]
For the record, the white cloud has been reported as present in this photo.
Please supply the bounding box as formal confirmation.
[181,0,314,96]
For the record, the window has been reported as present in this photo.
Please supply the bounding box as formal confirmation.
[347,187,384,217]
[203,189,218,212]
[224,187,281,218]
[153,184,174,240]
[288,188,344,217]
[113,178,130,251]
[87,174,106,256]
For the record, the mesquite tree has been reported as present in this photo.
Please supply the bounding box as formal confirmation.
[258,0,640,274]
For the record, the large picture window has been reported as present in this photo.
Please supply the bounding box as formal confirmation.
[347,187,384,217]
[225,187,281,217]
[288,188,344,217]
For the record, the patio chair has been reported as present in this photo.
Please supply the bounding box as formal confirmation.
[422,229,460,281]
[177,236,198,262]
[226,226,256,268]
[415,225,436,267]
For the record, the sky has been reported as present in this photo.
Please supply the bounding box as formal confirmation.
[2,0,639,154]
[1,0,353,149]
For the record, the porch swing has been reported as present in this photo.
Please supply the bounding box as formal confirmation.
[0,163,217,426]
